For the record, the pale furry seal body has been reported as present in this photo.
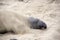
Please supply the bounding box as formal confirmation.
[0,10,30,34]
[0,10,47,34]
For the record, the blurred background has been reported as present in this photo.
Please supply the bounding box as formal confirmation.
[0,0,60,40]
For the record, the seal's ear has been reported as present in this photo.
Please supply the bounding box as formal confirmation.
[28,17,47,30]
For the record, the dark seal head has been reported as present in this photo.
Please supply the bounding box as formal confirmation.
[28,17,47,30]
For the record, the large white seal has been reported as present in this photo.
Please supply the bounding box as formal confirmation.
[0,10,47,34]
[0,10,30,34]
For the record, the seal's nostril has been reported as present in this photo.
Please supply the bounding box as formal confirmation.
[44,26,47,29]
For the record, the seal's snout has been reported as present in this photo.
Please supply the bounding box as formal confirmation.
[29,17,47,30]
[37,21,47,29]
